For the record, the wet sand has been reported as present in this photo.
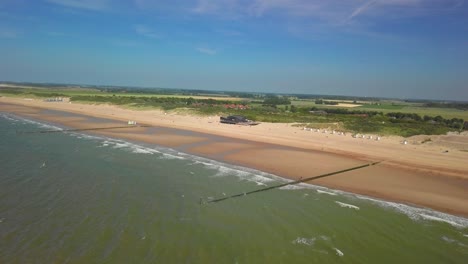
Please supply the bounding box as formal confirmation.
[1,97,468,217]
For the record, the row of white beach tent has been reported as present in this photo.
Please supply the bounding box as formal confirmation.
[302,127,381,141]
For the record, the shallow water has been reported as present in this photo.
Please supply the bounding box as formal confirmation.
[0,113,467,263]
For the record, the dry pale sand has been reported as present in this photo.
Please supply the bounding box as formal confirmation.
[1,97,468,217]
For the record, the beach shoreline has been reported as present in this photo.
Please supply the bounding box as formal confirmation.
[1,97,468,217]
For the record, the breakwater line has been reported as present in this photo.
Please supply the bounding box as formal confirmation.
[205,161,382,204]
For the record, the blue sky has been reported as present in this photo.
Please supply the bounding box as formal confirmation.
[1,0,467,100]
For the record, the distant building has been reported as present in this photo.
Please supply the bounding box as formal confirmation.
[44,97,63,102]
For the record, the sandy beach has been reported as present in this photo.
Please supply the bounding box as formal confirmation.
[1,97,468,217]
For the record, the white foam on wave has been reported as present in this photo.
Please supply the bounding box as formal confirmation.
[419,214,464,228]
[160,153,186,160]
[279,185,306,190]
[191,158,281,185]
[317,189,337,196]
[334,248,344,257]
[292,235,339,255]
[292,237,316,246]
[441,236,457,243]
[70,133,102,141]
[132,148,155,154]
[0,114,18,122]
[8,115,62,131]
[335,201,360,210]
[441,236,468,248]
[112,142,130,149]
[95,138,169,156]
[356,196,468,229]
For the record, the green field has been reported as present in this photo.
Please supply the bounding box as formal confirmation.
[290,99,468,120]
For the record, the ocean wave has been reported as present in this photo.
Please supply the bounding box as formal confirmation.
[317,189,337,196]
[160,153,186,160]
[292,237,316,246]
[292,236,340,256]
[279,185,307,190]
[333,248,344,257]
[3,114,62,131]
[335,201,360,210]
[93,138,167,156]
[419,214,464,228]
[132,148,155,154]
[357,196,468,229]
[191,158,281,185]
[441,236,468,248]
[70,133,102,141]
[0,114,18,122]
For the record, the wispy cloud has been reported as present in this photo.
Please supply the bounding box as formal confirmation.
[196,47,217,55]
[348,0,378,21]
[46,0,109,11]
[135,24,160,39]
[192,0,464,22]
[189,0,465,39]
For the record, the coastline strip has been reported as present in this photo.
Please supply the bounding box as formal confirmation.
[205,161,381,204]
[17,124,152,134]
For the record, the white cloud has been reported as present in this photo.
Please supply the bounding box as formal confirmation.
[196,47,217,55]
[135,24,160,39]
[46,0,109,11]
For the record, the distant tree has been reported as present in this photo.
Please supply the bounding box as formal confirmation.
[186,97,195,105]
[434,115,443,123]
[263,96,291,106]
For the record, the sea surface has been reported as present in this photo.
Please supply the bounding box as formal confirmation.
[0,113,467,263]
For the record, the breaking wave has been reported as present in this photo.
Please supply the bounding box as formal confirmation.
[335,201,360,210]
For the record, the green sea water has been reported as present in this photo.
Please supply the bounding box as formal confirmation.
[0,113,467,263]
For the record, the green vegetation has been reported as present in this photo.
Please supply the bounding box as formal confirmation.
[262,96,291,106]
[359,103,404,110]
[315,99,339,105]
[1,83,467,137]
[0,88,68,98]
